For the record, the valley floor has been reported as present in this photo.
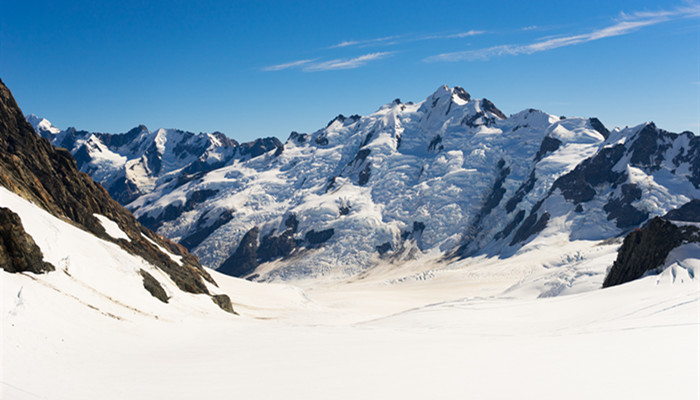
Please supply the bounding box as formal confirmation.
[3,243,699,400]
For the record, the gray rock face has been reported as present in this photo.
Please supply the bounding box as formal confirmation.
[139,269,169,303]
[663,199,700,222]
[602,217,700,288]
[0,207,55,274]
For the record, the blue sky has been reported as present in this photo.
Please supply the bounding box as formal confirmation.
[1,0,698,141]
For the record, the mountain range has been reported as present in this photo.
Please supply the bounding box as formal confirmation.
[28,85,699,281]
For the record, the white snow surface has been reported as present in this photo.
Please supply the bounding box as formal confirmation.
[93,213,130,241]
[2,185,699,399]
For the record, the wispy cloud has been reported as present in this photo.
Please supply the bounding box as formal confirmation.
[618,3,700,21]
[262,59,316,71]
[424,30,486,39]
[448,30,486,38]
[522,25,538,31]
[264,52,394,72]
[330,36,401,49]
[330,30,486,49]
[425,4,699,62]
[303,52,394,72]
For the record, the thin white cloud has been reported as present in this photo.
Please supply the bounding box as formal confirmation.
[329,36,401,49]
[618,3,700,21]
[330,30,485,49]
[522,25,538,31]
[303,52,394,72]
[425,4,699,62]
[427,30,486,39]
[450,30,486,38]
[262,59,316,71]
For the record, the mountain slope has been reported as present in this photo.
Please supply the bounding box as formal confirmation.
[0,78,233,312]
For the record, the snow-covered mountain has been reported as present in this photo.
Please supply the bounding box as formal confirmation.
[29,85,699,281]
[28,114,282,204]
[1,79,235,314]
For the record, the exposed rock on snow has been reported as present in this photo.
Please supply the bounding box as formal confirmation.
[603,216,700,288]
[0,207,55,273]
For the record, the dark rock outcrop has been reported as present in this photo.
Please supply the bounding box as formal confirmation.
[0,207,55,274]
[139,269,169,303]
[663,199,700,222]
[510,211,550,246]
[552,144,626,203]
[480,99,507,120]
[179,209,234,250]
[602,217,700,288]
[505,171,536,213]
[495,209,526,240]
[588,118,610,139]
[212,294,237,314]
[603,184,648,228]
[258,229,296,263]
[453,86,471,102]
[218,227,260,277]
[305,228,335,246]
[239,137,283,158]
[534,136,562,162]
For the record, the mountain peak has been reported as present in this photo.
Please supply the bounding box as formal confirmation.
[429,85,472,105]
[25,113,60,136]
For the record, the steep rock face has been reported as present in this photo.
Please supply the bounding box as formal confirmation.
[0,207,55,273]
[602,217,700,288]
[664,199,700,222]
[1,79,234,312]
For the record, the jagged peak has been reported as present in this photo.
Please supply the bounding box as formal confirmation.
[129,124,149,134]
[427,85,472,106]
[25,113,60,135]
[325,114,361,128]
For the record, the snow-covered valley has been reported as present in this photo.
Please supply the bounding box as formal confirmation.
[2,186,698,400]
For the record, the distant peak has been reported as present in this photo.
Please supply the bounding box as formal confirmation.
[126,124,149,136]
[25,113,60,135]
[430,85,452,100]
[429,85,472,106]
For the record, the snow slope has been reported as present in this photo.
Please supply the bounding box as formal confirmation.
[0,187,232,320]
[3,207,698,399]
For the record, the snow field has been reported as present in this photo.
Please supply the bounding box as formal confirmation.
[3,182,698,399]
